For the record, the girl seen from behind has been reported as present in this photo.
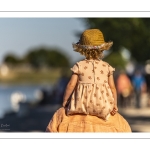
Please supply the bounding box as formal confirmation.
[46,29,131,132]
[63,29,118,120]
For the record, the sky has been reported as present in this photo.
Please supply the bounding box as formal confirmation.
[0,18,87,65]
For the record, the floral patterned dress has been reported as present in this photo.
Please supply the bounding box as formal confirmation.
[66,59,115,120]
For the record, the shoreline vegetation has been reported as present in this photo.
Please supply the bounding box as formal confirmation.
[0,65,71,85]
[1,47,72,86]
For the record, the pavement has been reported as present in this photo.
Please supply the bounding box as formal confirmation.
[119,107,150,132]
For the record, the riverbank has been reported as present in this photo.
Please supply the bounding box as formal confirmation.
[0,66,71,85]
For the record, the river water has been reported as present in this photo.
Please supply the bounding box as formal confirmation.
[0,84,52,119]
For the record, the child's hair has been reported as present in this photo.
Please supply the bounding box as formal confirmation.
[74,47,104,60]
[72,29,113,59]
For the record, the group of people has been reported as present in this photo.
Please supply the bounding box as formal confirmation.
[116,68,149,109]
[45,28,132,132]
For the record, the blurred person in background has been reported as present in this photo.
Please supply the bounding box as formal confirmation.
[145,60,150,106]
[116,70,133,108]
[50,70,70,105]
[54,74,69,104]
[132,69,147,108]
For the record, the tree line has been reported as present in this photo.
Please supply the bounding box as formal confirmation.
[3,47,71,69]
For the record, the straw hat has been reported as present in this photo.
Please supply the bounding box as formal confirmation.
[72,29,113,52]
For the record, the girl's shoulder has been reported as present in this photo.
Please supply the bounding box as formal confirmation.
[74,59,87,65]
[101,60,111,67]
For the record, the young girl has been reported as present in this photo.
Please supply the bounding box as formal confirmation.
[62,29,118,121]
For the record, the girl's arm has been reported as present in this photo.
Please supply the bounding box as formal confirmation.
[108,74,118,115]
[62,73,78,107]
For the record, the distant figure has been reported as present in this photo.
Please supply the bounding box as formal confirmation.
[54,74,69,104]
[49,68,70,105]
[132,69,147,108]
[145,60,150,106]
[116,70,133,108]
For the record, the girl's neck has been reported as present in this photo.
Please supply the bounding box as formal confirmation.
[85,58,101,61]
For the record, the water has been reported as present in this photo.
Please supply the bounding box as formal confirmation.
[0,84,52,119]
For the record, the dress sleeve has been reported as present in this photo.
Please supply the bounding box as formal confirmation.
[108,64,115,76]
[70,63,79,74]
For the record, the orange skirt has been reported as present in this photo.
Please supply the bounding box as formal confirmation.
[46,107,131,132]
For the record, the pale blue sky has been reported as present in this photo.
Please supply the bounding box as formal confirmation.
[0,18,87,64]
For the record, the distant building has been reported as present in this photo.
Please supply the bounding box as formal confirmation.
[0,63,9,77]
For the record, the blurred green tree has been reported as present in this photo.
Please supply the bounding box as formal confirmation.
[24,47,70,69]
[3,47,71,69]
[104,51,127,70]
[80,18,150,65]
[3,54,23,65]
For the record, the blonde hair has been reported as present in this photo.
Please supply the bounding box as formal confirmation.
[74,48,104,60]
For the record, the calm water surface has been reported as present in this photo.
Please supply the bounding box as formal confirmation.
[0,84,52,118]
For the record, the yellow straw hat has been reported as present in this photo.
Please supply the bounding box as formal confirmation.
[72,29,113,52]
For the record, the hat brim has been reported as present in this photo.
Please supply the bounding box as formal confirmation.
[72,41,113,52]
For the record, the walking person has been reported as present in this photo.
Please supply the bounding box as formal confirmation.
[116,70,133,108]
[132,69,147,108]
